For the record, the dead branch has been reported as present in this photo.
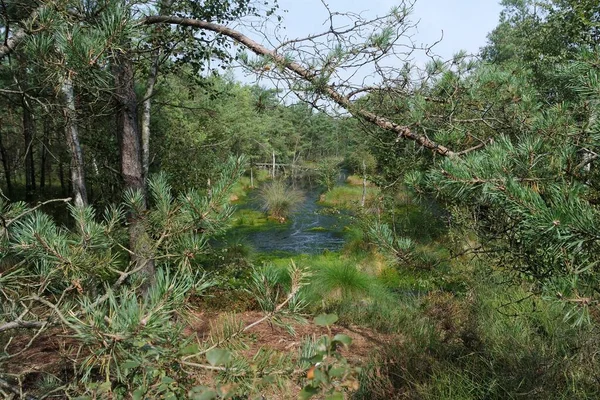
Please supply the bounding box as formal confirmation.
[143,15,457,157]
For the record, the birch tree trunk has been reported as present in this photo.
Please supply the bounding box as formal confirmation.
[61,76,88,207]
[361,160,367,208]
[141,50,160,182]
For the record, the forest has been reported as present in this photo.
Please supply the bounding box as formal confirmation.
[1,0,600,398]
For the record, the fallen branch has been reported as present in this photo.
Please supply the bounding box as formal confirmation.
[0,319,45,333]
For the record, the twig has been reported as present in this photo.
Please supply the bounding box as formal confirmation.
[5,197,72,228]
[0,376,38,400]
[182,283,301,362]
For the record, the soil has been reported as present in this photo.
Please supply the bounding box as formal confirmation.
[3,310,397,398]
[186,311,396,364]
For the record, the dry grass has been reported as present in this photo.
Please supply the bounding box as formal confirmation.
[346,175,376,187]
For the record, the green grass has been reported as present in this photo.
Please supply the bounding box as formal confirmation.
[353,264,600,400]
[229,169,271,202]
[305,226,329,232]
[318,185,380,208]
[258,252,387,307]
[231,208,270,227]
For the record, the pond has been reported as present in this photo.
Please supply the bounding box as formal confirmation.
[234,181,349,254]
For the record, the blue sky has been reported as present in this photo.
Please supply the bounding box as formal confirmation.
[234,0,503,93]
[274,0,503,59]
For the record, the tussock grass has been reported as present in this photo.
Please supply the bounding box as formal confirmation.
[258,180,304,220]
[260,253,387,307]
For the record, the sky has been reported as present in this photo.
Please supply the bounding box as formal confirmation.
[233,0,504,95]
[273,0,503,59]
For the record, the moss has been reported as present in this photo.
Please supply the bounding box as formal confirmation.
[305,226,328,232]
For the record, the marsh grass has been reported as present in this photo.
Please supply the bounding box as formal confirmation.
[319,185,381,208]
[259,253,387,307]
[229,169,271,201]
[353,265,600,400]
[258,180,305,220]
[345,175,375,187]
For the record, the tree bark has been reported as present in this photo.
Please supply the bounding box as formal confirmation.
[0,123,12,197]
[141,50,160,182]
[113,50,155,287]
[39,119,49,189]
[22,97,36,200]
[61,76,88,207]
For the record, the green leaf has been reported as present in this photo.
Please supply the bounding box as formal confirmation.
[308,353,324,364]
[121,360,141,369]
[314,313,338,327]
[299,385,319,400]
[313,368,328,384]
[179,343,200,355]
[325,392,344,400]
[190,387,218,400]
[132,388,145,400]
[329,367,347,378]
[333,334,352,346]
[97,381,112,394]
[161,376,176,384]
[206,348,231,366]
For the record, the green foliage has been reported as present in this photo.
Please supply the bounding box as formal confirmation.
[343,150,377,175]
[355,266,600,399]
[69,269,204,398]
[299,315,361,399]
[316,159,341,192]
[310,260,375,301]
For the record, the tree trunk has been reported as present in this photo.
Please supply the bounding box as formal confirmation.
[22,97,36,200]
[361,160,367,208]
[113,50,155,287]
[0,126,12,197]
[58,161,66,197]
[39,118,49,189]
[61,76,88,207]
[141,50,160,182]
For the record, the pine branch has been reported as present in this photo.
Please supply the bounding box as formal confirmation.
[4,197,72,228]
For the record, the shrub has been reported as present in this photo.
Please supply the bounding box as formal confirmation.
[316,158,341,191]
[344,150,377,175]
